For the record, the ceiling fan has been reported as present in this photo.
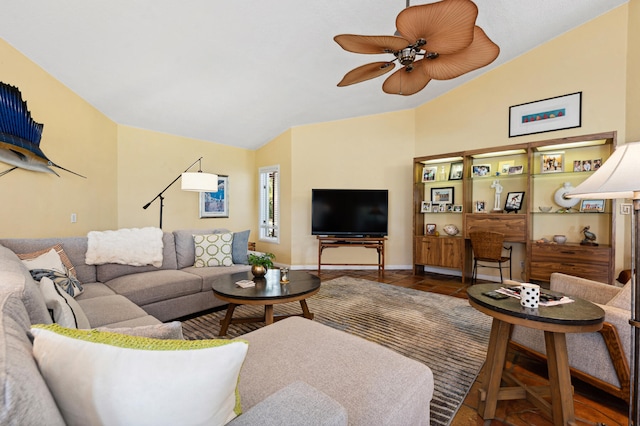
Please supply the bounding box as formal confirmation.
[334,0,499,96]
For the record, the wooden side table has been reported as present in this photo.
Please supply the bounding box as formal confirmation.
[467,284,604,426]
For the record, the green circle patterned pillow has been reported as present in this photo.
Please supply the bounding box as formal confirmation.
[193,233,234,267]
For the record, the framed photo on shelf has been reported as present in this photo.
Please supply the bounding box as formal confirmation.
[508,165,524,175]
[580,199,605,213]
[472,164,491,177]
[439,203,449,212]
[541,152,564,173]
[426,224,437,235]
[199,175,229,218]
[420,201,432,213]
[452,205,463,213]
[508,92,582,138]
[431,187,454,204]
[498,161,514,175]
[504,191,525,213]
[449,162,463,180]
[422,166,437,182]
[475,201,486,213]
[573,160,582,172]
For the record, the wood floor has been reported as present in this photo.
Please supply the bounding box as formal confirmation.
[311,268,629,426]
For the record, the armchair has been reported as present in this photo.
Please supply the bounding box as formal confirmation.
[509,272,631,400]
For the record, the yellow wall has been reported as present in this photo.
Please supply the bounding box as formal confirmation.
[627,0,640,141]
[0,38,118,237]
[289,110,415,268]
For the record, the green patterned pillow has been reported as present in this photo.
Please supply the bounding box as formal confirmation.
[193,233,233,267]
[31,324,248,425]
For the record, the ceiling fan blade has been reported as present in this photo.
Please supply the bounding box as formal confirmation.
[338,62,396,87]
[382,63,432,96]
[423,26,499,80]
[334,34,410,54]
[396,0,477,55]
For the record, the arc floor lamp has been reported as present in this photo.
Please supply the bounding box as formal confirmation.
[566,141,640,425]
[143,157,218,229]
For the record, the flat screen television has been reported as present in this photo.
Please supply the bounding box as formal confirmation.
[311,189,388,237]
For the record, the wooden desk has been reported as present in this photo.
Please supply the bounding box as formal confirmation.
[467,284,604,426]
[317,236,386,274]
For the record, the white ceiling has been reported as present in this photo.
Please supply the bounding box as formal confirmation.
[0,0,628,150]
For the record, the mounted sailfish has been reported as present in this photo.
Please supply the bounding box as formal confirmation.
[0,82,84,177]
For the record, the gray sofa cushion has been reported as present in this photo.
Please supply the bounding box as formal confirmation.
[77,294,161,328]
[0,237,97,284]
[0,291,65,425]
[96,321,183,339]
[103,270,203,306]
[232,230,250,265]
[0,245,51,325]
[230,381,347,426]
[181,264,251,290]
[96,232,178,282]
[238,317,433,425]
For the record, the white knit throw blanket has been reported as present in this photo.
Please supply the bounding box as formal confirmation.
[86,227,164,267]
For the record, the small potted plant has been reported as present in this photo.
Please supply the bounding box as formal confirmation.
[248,252,275,278]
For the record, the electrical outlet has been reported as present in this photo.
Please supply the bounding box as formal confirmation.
[71,213,77,223]
[520,261,525,268]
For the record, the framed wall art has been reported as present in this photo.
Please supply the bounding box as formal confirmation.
[422,166,437,182]
[509,92,582,137]
[449,162,463,180]
[541,152,564,173]
[580,199,605,213]
[431,187,454,204]
[504,191,525,213]
[199,175,229,218]
[420,201,432,213]
[472,164,491,177]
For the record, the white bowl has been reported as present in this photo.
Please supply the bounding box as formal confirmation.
[538,206,553,212]
[553,235,567,244]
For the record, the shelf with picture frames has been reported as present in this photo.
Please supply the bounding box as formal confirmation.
[413,131,617,283]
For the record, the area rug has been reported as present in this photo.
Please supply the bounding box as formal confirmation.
[181,276,492,426]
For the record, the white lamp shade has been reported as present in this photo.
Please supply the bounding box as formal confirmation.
[181,172,218,192]
[566,141,640,200]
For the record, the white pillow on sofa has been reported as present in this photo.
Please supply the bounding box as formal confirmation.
[31,324,249,426]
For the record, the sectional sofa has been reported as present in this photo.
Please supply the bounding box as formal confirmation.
[0,228,435,425]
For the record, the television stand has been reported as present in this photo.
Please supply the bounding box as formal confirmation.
[317,236,386,274]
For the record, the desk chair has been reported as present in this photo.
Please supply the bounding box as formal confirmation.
[469,231,512,283]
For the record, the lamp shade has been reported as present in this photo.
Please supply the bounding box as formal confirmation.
[566,141,640,200]
[181,172,218,192]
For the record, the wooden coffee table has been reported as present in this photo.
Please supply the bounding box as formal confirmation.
[212,270,320,336]
[467,284,604,426]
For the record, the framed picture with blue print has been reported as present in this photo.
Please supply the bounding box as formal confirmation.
[200,175,229,218]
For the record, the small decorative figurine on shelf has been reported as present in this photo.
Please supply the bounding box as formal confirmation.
[491,179,503,212]
[580,226,598,246]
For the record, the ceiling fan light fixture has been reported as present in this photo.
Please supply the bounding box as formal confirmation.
[334,0,498,95]
[397,48,417,65]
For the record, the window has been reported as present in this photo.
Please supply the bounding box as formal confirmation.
[259,165,279,243]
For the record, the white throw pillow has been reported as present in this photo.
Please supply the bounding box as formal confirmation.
[21,247,66,273]
[31,325,249,426]
[194,233,233,267]
[38,277,90,329]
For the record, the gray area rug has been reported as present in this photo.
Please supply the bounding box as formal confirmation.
[181,276,492,426]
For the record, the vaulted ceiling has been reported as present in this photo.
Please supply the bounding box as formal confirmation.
[1,0,628,149]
